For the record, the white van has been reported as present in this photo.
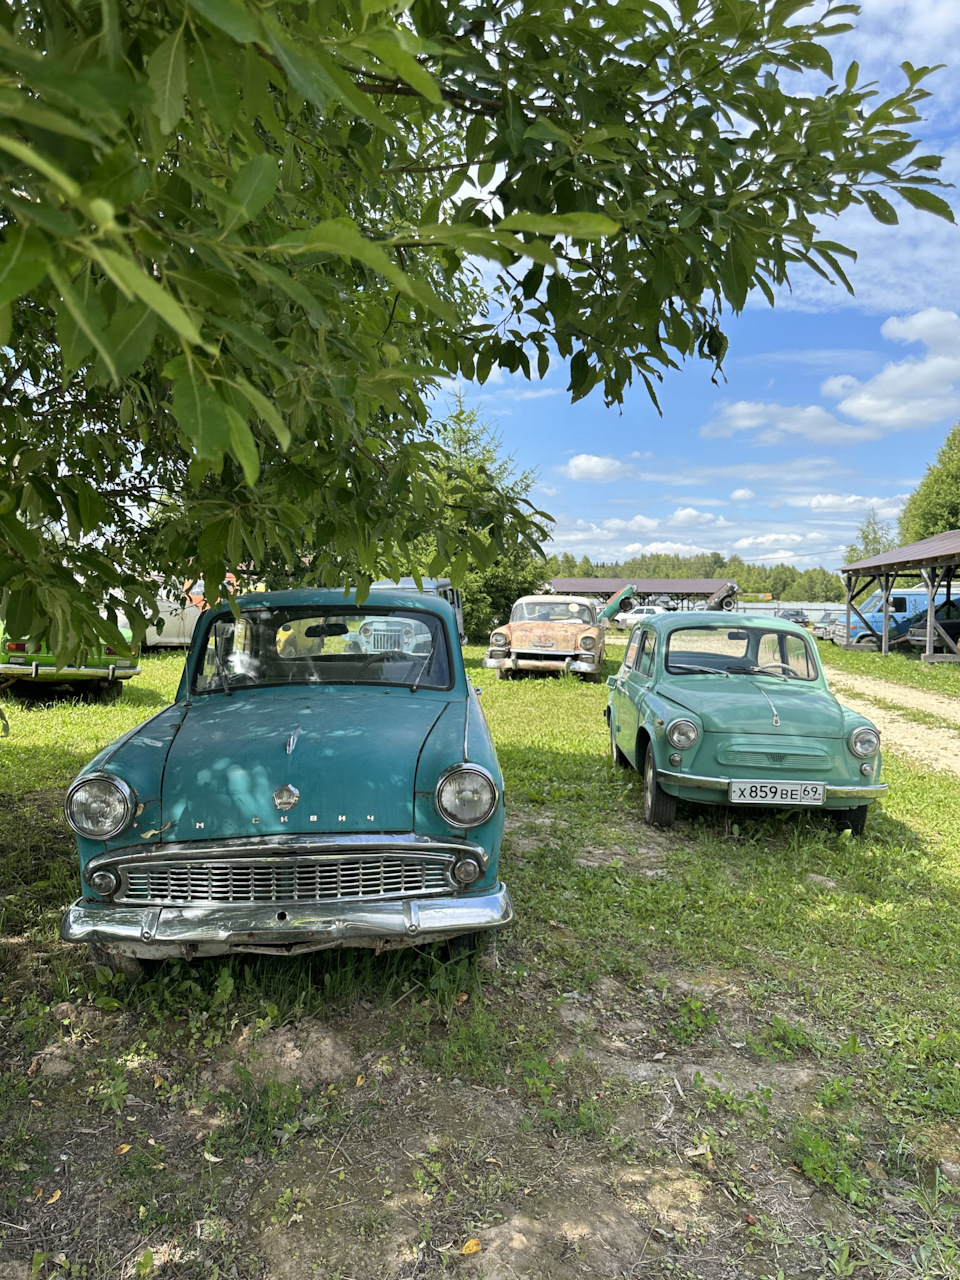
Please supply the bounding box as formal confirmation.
[369,577,466,644]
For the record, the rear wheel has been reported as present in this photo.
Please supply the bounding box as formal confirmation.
[495,668,513,680]
[86,681,123,704]
[832,806,869,836]
[642,742,676,828]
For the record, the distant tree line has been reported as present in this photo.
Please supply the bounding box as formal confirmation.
[552,549,844,602]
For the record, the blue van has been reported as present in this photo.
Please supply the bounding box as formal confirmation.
[841,587,947,647]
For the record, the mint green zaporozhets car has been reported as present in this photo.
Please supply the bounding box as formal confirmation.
[60,588,511,968]
[606,613,887,835]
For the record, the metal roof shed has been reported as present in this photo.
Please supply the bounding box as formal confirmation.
[841,530,960,661]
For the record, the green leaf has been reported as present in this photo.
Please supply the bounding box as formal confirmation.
[173,365,233,460]
[89,248,204,346]
[186,0,259,43]
[894,185,956,222]
[229,376,291,449]
[0,133,81,200]
[860,189,899,225]
[271,218,409,290]
[101,299,158,378]
[147,28,188,134]
[225,153,280,231]
[49,264,118,380]
[262,19,396,134]
[350,32,443,104]
[498,212,620,239]
[226,405,260,485]
[0,226,49,307]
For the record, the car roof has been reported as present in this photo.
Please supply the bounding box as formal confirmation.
[370,577,451,591]
[208,587,453,617]
[516,595,596,607]
[640,611,812,637]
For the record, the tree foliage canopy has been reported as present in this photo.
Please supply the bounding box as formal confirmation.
[844,508,899,566]
[899,422,960,546]
[0,0,951,654]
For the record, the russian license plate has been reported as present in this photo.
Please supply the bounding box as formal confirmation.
[728,780,825,806]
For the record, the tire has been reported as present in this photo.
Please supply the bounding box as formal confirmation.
[442,931,484,960]
[832,806,868,836]
[642,742,676,827]
[88,942,159,979]
[495,668,512,681]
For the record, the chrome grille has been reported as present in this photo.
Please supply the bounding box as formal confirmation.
[366,625,403,653]
[117,856,451,906]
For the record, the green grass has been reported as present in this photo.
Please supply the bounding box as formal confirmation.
[0,654,184,794]
[4,644,960,1277]
[817,637,960,698]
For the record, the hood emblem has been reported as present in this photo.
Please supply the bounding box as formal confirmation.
[286,726,302,755]
[273,784,300,811]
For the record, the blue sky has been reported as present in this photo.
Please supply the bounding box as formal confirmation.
[451,1,960,572]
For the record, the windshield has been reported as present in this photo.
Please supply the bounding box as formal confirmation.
[511,600,596,624]
[193,607,453,694]
[665,625,819,681]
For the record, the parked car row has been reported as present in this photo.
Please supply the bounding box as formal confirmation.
[56,588,887,975]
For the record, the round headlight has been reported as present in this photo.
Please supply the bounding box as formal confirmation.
[666,719,699,750]
[579,635,596,651]
[436,765,498,828]
[491,631,509,648]
[65,775,135,839]
[849,726,880,758]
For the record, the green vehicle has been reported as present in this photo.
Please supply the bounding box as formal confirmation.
[60,588,512,968]
[606,613,886,835]
[0,625,141,701]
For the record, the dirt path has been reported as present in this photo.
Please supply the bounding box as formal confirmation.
[826,670,960,777]
[824,668,960,723]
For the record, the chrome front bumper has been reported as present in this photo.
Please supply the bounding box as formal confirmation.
[657,769,888,803]
[482,654,600,674]
[61,885,514,958]
[0,662,141,681]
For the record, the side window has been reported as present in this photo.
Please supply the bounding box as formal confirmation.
[623,632,641,670]
[890,596,908,613]
[637,631,657,677]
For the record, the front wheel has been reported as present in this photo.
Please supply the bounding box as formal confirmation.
[642,742,676,828]
[832,806,868,836]
[87,681,123,704]
[88,943,160,979]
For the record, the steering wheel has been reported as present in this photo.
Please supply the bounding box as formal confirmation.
[757,662,798,677]
[357,648,413,676]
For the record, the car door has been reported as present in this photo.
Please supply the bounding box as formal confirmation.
[610,628,641,754]
[621,629,658,766]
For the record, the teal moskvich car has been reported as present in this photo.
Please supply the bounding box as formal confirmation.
[606,613,887,835]
[60,589,512,965]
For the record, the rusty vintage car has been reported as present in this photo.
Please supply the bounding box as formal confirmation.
[482,595,604,681]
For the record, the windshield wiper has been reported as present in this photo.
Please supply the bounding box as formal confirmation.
[669,664,728,676]
[213,652,233,696]
[408,655,430,693]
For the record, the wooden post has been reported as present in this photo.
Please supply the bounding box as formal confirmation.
[922,567,938,660]
[845,574,853,648]
[881,572,891,657]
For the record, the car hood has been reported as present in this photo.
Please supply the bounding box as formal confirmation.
[657,677,844,736]
[507,620,593,647]
[159,688,451,841]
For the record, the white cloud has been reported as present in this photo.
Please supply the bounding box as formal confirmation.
[621,540,714,556]
[563,453,632,482]
[785,492,909,520]
[669,507,726,527]
[537,485,559,497]
[733,533,805,549]
[601,514,659,534]
[730,488,755,501]
[702,309,960,445]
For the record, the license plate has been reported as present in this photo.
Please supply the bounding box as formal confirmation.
[728,780,825,806]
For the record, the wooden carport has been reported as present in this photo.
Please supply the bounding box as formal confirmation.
[841,530,960,661]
